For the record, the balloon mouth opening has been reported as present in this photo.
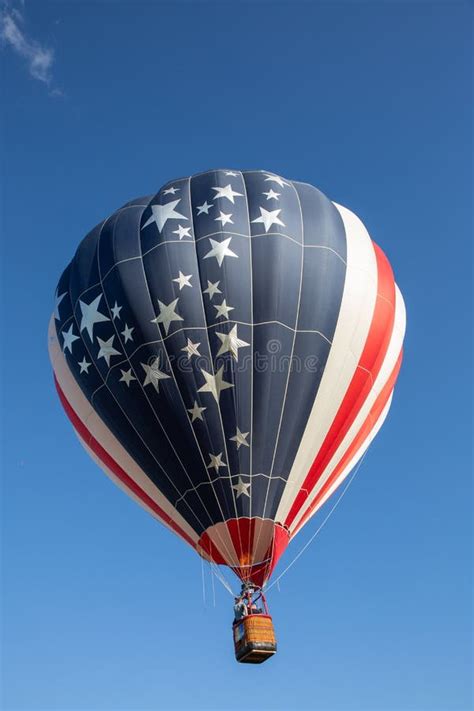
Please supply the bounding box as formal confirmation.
[196,518,290,587]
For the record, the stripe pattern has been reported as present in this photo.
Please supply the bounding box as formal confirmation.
[49,170,405,587]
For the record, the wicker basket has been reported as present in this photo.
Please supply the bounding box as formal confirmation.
[233,614,277,664]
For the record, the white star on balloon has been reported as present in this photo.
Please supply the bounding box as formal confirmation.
[172,224,192,240]
[215,211,234,226]
[230,428,250,449]
[212,184,243,204]
[173,271,192,290]
[225,171,239,176]
[198,365,234,403]
[181,338,201,358]
[78,356,91,374]
[207,452,227,472]
[203,237,238,267]
[142,199,188,233]
[119,368,136,387]
[79,294,110,340]
[264,173,289,188]
[121,323,134,343]
[141,358,171,392]
[232,476,251,498]
[263,189,280,200]
[111,301,122,320]
[216,325,249,359]
[97,335,121,366]
[252,207,285,233]
[196,201,213,215]
[163,186,179,195]
[54,291,66,320]
[203,280,221,300]
[214,299,234,320]
[62,324,79,354]
[151,298,183,335]
[187,400,207,422]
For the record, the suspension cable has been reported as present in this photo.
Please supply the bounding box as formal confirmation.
[200,554,206,606]
[264,451,369,593]
[209,560,235,596]
[199,450,369,600]
[209,562,216,607]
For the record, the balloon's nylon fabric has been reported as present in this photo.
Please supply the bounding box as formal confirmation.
[49,169,405,585]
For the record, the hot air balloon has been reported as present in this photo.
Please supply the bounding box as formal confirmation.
[49,169,405,664]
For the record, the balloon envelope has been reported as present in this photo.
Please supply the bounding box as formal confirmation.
[49,169,405,586]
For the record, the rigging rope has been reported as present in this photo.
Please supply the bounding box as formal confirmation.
[209,560,235,596]
[209,561,216,607]
[201,554,206,606]
[199,450,369,601]
[264,450,369,593]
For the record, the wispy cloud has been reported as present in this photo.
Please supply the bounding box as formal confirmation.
[0,3,62,95]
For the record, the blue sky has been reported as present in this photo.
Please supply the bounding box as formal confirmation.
[1,1,472,710]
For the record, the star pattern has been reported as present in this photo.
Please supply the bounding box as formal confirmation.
[97,335,121,366]
[212,184,243,204]
[264,173,289,188]
[187,400,207,422]
[151,298,184,335]
[181,338,201,358]
[263,189,280,200]
[215,211,233,226]
[120,368,136,387]
[198,365,234,403]
[111,301,122,320]
[173,224,192,240]
[216,325,249,359]
[207,452,227,472]
[141,358,171,392]
[79,294,110,340]
[252,207,285,232]
[173,271,192,290]
[142,199,188,233]
[203,237,238,267]
[196,201,213,215]
[121,324,134,343]
[52,170,305,518]
[62,324,79,354]
[213,299,234,320]
[203,280,221,300]
[78,356,91,374]
[230,428,250,449]
[54,291,66,320]
[232,476,251,498]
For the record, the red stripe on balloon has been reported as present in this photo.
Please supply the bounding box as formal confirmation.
[285,241,396,528]
[292,349,403,536]
[54,375,197,550]
[228,519,289,587]
[197,519,290,586]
